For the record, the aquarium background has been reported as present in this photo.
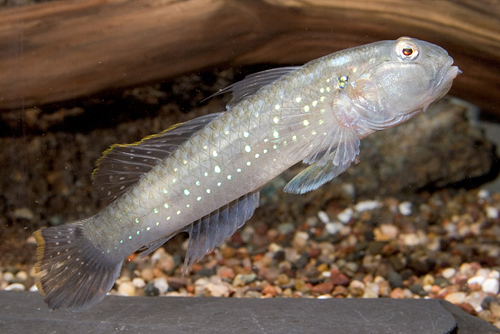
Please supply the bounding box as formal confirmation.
[0,0,499,330]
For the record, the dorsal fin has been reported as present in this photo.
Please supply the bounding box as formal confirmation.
[92,112,222,205]
[182,190,260,273]
[207,66,300,108]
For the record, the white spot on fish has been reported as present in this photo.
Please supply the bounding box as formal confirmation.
[214,166,221,173]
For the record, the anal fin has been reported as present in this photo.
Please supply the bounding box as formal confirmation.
[137,235,176,258]
[183,190,260,273]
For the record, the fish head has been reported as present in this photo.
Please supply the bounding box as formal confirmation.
[373,36,461,115]
[346,37,461,129]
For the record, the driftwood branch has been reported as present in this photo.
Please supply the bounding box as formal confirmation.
[0,0,499,113]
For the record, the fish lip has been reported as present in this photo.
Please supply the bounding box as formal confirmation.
[435,57,460,90]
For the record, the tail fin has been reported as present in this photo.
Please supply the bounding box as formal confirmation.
[34,219,122,311]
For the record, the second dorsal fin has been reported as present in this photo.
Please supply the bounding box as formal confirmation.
[92,112,222,205]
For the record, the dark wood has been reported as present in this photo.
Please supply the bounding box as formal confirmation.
[0,0,498,113]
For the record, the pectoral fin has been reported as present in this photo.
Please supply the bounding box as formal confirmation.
[285,121,360,194]
[284,154,354,194]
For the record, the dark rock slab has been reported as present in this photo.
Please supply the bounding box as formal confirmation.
[1,291,499,334]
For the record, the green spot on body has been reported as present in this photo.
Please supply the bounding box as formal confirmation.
[137,231,140,235]
[338,75,348,89]
[128,236,132,239]
[135,218,139,224]
[120,240,123,243]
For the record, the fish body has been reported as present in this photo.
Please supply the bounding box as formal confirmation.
[35,37,460,310]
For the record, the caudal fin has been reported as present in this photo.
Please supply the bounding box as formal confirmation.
[34,219,122,311]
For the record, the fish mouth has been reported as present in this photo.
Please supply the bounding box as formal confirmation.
[435,57,461,90]
[432,57,461,100]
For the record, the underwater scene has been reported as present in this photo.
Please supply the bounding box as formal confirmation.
[0,0,499,332]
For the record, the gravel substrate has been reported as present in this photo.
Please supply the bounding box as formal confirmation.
[2,188,500,328]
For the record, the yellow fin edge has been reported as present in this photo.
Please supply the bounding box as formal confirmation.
[33,229,47,296]
[91,122,184,180]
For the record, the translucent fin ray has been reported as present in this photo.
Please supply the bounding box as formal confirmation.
[302,122,360,167]
[284,153,354,194]
[34,219,122,311]
[92,113,222,205]
[183,191,260,273]
[207,67,300,108]
[284,123,360,195]
[137,234,176,258]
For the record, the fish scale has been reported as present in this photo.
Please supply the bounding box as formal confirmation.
[34,37,460,311]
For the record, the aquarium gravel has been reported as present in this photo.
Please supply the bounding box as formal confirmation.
[2,187,500,328]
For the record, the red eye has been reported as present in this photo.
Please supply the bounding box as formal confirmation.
[395,39,419,61]
[402,46,413,56]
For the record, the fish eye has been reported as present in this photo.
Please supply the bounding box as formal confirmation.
[395,41,419,61]
[402,47,413,56]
